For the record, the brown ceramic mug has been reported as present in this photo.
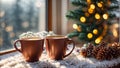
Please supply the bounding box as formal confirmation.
[45,36,75,60]
[14,38,44,62]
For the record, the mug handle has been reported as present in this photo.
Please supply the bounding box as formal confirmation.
[14,40,22,53]
[64,39,75,58]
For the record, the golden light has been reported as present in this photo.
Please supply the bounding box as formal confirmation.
[87,0,91,4]
[90,4,95,9]
[95,38,101,44]
[107,0,111,6]
[85,12,89,17]
[5,26,13,32]
[112,29,118,38]
[103,13,108,20]
[113,23,119,28]
[80,16,86,23]
[93,29,98,35]
[73,24,82,32]
[95,13,100,19]
[102,24,108,36]
[97,2,102,8]
[87,33,93,39]
[77,26,82,32]
[88,8,94,14]
[99,36,103,39]
[73,24,78,29]
[100,1,103,3]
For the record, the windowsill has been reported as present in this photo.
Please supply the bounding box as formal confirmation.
[0,46,120,68]
[0,48,20,55]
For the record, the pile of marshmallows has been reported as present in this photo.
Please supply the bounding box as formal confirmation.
[19,31,56,39]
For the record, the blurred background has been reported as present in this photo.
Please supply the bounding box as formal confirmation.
[0,0,119,51]
[0,0,46,51]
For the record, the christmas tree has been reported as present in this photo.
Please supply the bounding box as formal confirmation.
[66,0,119,44]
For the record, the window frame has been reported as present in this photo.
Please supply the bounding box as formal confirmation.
[0,0,70,55]
[0,0,52,55]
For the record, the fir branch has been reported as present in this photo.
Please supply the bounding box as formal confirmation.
[67,31,79,38]
[108,5,119,11]
[66,9,84,21]
[71,0,87,7]
[78,32,87,40]
[109,14,116,19]
[110,0,119,4]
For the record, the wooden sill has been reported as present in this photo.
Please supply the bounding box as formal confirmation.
[0,44,81,55]
[0,48,17,55]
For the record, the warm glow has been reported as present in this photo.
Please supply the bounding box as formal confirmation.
[80,16,86,23]
[95,38,101,44]
[90,4,95,9]
[102,24,108,36]
[93,29,98,35]
[95,13,100,19]
[87,33,93,39]
[95,36,103,44]
[97,2,102,8]
[99,36,103,39]
[107,0,111,6]
[88,8,94,14]
[113,23,119,28]
[112,29,118,38]
[103,13,108,20]
[85,12,89,17]
[77,26,82,32]
[73,24,78,29]
[87,0,91,4]
[5,26,13,32]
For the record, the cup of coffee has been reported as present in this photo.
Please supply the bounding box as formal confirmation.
[45,36,75,60]
[14,38,44,62]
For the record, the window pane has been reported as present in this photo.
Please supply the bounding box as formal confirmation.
[0,0,46,51]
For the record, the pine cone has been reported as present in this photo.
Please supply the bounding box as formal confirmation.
[96,47,108,60]
[80,42,120,60]
[118,43,120,56]
[92,44,104,58]
[105,47,113,60]
[106,42,120,60]
[86,43,94,57]
[92,46,99,58]
[99,42,107,47]
[109,46,119,58]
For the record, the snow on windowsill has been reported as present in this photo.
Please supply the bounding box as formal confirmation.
[0,46,120,68]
